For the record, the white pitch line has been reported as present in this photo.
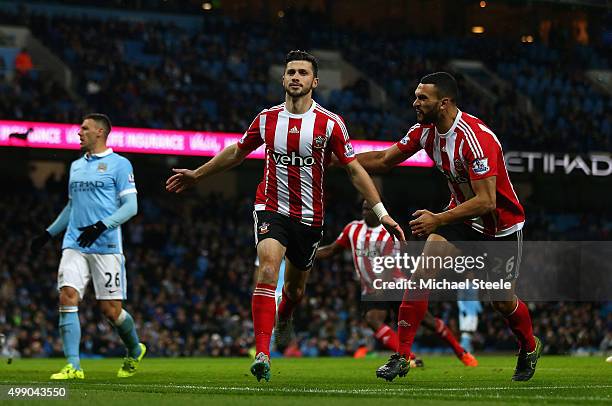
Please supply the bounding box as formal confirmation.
[78,388,611,402]
[80,383,612,393]
[445,394,611,402]
[3,381,611,395]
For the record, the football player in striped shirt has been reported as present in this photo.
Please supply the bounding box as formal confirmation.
[316,200,477,367]
[357,72,540,382]
[166,51,405,381]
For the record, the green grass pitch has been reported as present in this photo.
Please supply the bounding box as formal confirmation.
[0,356,610,405]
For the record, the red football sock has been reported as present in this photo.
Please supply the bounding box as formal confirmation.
[277,286,302,321]
[434,318,465,357]
[252,283,277,357]
[397,289,430,357]
[505,299,536,352]
[374,324,399,352]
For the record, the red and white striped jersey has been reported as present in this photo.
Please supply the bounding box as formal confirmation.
[336,220,404,295]
[396,110,525,237]
[238,101,356,227]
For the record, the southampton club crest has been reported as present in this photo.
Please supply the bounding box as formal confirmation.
[259,222,270,234]
[97,163,107,173]
[313,135,327,149]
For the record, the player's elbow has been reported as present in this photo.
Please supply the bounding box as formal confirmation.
[128,202,138,218]
[479,196,496,214]
[125,197,138,219]
[344,161,361,179]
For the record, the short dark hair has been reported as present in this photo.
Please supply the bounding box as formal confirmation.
[420,72,458,102]
[83,113,112,136]
[285,50,318,78]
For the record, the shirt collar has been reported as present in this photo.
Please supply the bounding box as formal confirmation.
[436,109,462,138]
[85,148,113,160]
[283,100,317,118]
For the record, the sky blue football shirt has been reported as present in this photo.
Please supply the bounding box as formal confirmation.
[63,148,137,254]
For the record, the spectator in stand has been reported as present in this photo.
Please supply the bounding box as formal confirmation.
[14,48,33,76]
[0,56,6,80]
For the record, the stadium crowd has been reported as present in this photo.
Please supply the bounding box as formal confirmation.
[1,178,610,359]
[0,5,609,152]
[0,58,80,125]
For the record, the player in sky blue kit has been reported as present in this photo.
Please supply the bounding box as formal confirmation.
[30,114,145,379]
[457,284,482,353]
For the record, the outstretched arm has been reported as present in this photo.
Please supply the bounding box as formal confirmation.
[316,241,346,260]
[166,143,251,193]
[356,145,411,174]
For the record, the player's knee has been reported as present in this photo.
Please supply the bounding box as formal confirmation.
[284,281,305,300]
[257,262,278,285]
[59,287,79,306]
[102,308,121,322]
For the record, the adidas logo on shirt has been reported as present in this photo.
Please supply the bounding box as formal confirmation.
[289,126,300,134]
